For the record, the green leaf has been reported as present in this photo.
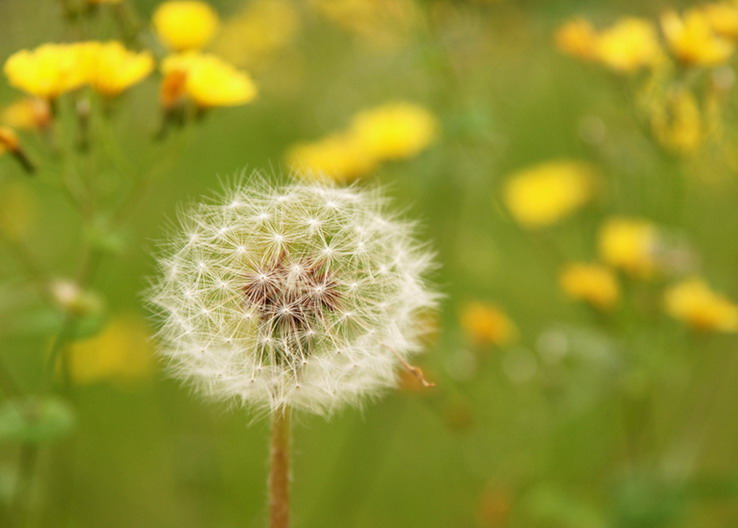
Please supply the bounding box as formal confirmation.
[0,396,76,444]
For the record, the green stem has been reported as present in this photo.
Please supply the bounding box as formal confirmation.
[269,407,291,528]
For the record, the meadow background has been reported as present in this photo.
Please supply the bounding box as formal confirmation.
[1,0,738,527]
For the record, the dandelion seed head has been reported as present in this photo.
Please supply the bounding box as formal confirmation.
[148,177,437,415]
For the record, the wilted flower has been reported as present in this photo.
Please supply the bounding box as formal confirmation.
[84,41,154,97]
[661,9,734,67]
[555,18,598,61]
[148,178,437,414]
[3,43,88,99]
[503,159,596,228]
[559,262,619,311]
[598,218,659,278]
[287,133,377,183]
[2,97,51,130]
[153,1,220,52]
[595,17,662,73]
[460,302,516,347]
[348,102,438,161]
[162,53,258,108]
[664,278,738,332]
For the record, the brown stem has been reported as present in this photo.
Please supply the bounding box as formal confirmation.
[269,407,290,528]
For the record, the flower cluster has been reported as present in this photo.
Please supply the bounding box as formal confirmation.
[287,102,438,182]
[556,2,738,156]
[148,179,437,414]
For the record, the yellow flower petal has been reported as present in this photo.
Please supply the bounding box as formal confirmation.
[153,1,220,52]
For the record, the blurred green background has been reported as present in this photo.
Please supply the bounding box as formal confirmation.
[1,0,738,527]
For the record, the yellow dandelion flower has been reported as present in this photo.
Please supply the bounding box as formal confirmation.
[212,0,300,69]
[1,97,51,130]
[595,17,662,73]
[287,133,378,183]
[3,43,89,98]
[503,160,596,228]
[153,1,220,52]
[555,18,599,61]
[559,262,620,311]
[460,302,516,347]
[598,218,659,278]
[162,53,257,107]
[664,278,738,332]
[651,88,703,154]
[661,9,734,66]
[85,41,153,96]
[68,315,155,385]
[348,102,438,161]
[701,2,738,40]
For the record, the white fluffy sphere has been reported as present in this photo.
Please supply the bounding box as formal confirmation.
[148,178,437,415]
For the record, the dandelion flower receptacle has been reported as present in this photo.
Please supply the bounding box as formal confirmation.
[148,176,437,526]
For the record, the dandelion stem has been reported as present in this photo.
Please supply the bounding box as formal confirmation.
[269,407,290,528]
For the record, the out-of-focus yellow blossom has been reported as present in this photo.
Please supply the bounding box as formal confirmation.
[555,18,598,61]
[0,180,37,240]
[153,1,220,52]
[651,89,703,154]
[310,0,416,50]
[287,133,377,183]
[348,102,438,161]
[598,218,659,278]
[84,41,153,96]
[661,9,733,66]
[701,3,738,39]
[3,43,89,98]
[69,315,155,385]
[1,97,51,130]
[213,0,300,69]
[503,160,596,228]
[595,18,662,73]
[664,278,738,332]
[0,126,21,153]
[559,262,620,311]
[460,302,516,347]
[162,53,257,107]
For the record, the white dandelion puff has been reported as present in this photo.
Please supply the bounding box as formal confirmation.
[147,177,438,415]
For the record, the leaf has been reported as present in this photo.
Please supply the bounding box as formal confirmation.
[0,396,76,444]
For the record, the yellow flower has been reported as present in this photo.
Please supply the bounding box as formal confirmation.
[664,278,738,332]
[460,302,516,347]
[0,180,37,241]
[559,262,620,311]
[153,1,220,52]
[85,41,153,96]
[3,43,89,98]
[598,218,659,278]
[1,97,51,130]
[503,160,596,228]
[212,0,300,69]
[68,315,155,385]
[701,2,738,40]
[162,53,257,107]
[651,88,703,154]
[348,102,438,161]
[555,18,599,61]
[595,17,662,73]
[661,9,734,66]
[287,133,377,183]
